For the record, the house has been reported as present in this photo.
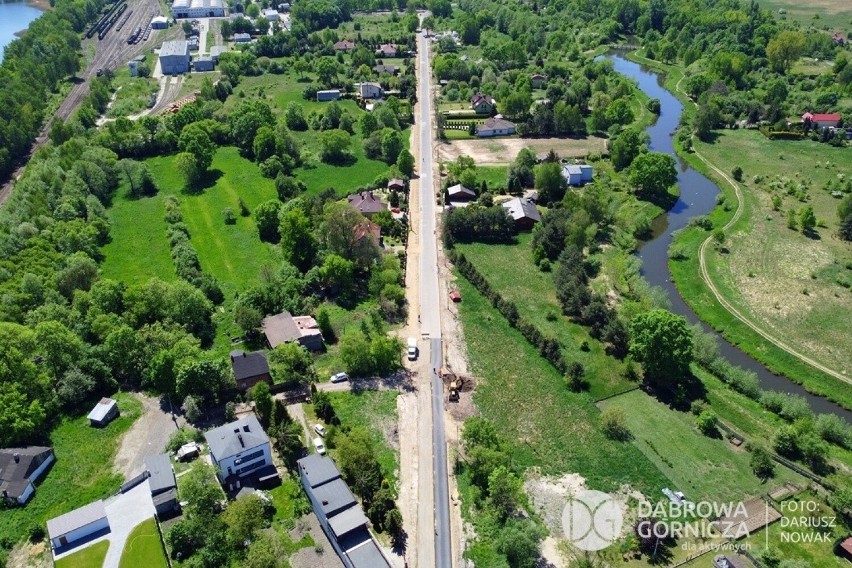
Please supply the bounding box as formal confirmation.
[376,43,397,57]
[209,45,228,63]
[87,397,119,427]
[262,8,279,21]
[193,56,214,72]
[146,454,179,516]
[334,40,356,51]
[447,183,476,202]
[150,16,168,29]
[373,64,400,75]
[354,220,382,247]
[47,500,109,550]
[230,350,272,391]
[561,163,593,186]
[158,40,190,75]
[347,191,387,217]
[387,178,405,191]
[358,82,384,99]
[531,73,547,88]
[205,415,275,491]
[476,117,516,137]
[171,0,226,18]
[262,311,324,351]
[839,536,852,560]
[317,89,342,102]
[802,112,841,129]
[470,93,496,115]
[502,197,541,230]
[234,32,252,43]
[0,447,54,505]
[298,454,392,568]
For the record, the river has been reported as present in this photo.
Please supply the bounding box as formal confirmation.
[606,53,851,421]
[0,1,43,63]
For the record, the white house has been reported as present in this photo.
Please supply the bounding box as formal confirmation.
[476,117,516,137]
[158,40,190,75]
[205,416,273,491]
[150,16,168,29]
[358,82,383,99]
[262,8,279,21]
[317,89,342,102]
[47,500,109,550]
[87,397,119,427]
[0,447,55,505]
[561,164,593,186]
[171,0,226,18]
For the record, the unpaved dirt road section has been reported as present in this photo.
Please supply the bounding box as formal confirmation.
[113,393,183,479]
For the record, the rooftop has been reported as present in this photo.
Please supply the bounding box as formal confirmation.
[502,197,541,222]
[87,398,117,422]
[347,192,387,214]
[297,453,341,488]
[47,500,107,539]
[145,454,176,495]
[172,0,224,8]
[346,534,392,567]
[479,117,516,131]
[262,311,321,348]
[447,184,475,197]
[0,447,53,500]
[329,505,369,538]
[312,477,357,517]
[230,350,270,381]
[204,415,269,461]
[160,40,190,58]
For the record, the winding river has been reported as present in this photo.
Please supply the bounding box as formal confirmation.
[606,53,851,421]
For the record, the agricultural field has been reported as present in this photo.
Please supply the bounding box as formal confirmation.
[598,390,805,503]
[118,518,168,568]
[0,393,142,548]
[458,233,636,400]
[672,129,852,407]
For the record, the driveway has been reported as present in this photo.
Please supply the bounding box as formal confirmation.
[113,393,184,480]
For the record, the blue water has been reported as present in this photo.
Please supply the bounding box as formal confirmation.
[0,2,43,63]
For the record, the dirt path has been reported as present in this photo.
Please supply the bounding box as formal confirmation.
[437,136,607,165]
[287,403,312,446]
[113,393,183,479]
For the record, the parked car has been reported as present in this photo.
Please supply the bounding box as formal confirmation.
[330,372,349,383]
[314,424,326,437]
[407,337,418,361]
[312,437,326,455]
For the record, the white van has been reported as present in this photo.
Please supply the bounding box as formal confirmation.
[407,337,418,361]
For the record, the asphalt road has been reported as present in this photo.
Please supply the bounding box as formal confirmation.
[416,26,453,567]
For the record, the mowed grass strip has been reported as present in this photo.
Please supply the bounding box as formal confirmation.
[118,518,168,568]
[54,539,110,568]
[598,389,805,503]
[455,273,668,494]
[458,233,635,399]
[0,393,142,546]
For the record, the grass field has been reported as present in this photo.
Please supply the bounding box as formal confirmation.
[455,272,669,493]
[743,491,849,567]
[107,52,159,118]
[54,540,110,568]
[598,390,805,503]
[118,518,168,568]
[760,0,852,30]
[0,393,141,546]
[669,129,852,409]
[458,233,635,400]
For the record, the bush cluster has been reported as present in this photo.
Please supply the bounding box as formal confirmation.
[163,196,224,304]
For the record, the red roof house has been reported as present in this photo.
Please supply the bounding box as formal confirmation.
[802,112,841,128]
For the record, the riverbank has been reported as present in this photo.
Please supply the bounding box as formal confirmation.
[621,50,852,411]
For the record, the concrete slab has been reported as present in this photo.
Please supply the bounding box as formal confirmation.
[102,481,157,568]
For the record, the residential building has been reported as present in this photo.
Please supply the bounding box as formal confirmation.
[502,197,541,230]
[150,16,168,29]
[230,350,272,391]
[358,82,383,99]
[447,183,476,201]
[297,454,392,568]
[334,40,356,51]
[354,220,382,247]
[146,454,179,516]
[374,64,399,75]
[47,500,109,550]
[531,73,548,88]
[171,0,226,18]
[234,32,252,43]
[476,116,516,137]
[205,416,275,491]
[262,8,279,21]
[376,43,397,57]
[159,40,191,75]
[802,112,841,129]
[347,191,387,217]
[561,163,593,186]
[87,397,119,427]
[262,311,324,351]
[209,45,228,63]
[193,56,214,71]
[317,89,342,102]
[0,447,54,505]
[387,178,405,191]
[470,93,496,114]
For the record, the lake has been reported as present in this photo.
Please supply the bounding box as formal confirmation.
[0,2,43,63]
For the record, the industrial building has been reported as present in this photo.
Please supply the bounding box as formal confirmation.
[209,45,228,63]
[150,15,169,29]
[171,0,226,19]
[193,55,214,72]
[159,40,191,75]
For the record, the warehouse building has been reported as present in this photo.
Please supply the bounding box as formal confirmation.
[151,16,169,29]
[172,0,226,19]
[159,40,191,75]
[193,56,214,72]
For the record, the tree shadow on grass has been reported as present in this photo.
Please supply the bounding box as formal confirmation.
[182,169,224,195]
[803,228,821,240]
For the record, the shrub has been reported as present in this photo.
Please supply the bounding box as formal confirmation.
[731,166,743,181]
[813,414,852,449]
[223,207,236,225]
[696,410,718,437]
[749,445,775,479]
[601,408,631,441]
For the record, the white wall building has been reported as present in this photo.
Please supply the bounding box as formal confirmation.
[172,0,226,19]
[47,500,109,550]
[205,416,272,491]
[159,40,191,75]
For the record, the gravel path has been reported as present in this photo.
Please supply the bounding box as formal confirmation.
[113,393,184,480]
